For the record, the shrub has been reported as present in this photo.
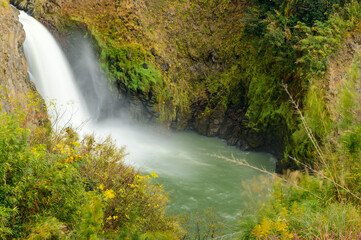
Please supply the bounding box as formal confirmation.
[238,172,361,239]
[0,93,183,239]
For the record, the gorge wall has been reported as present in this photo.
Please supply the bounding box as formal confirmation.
[0,2,44,112]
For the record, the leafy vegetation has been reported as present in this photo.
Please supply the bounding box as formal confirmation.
[236,43,361,239]
[0,92,182,239]
[239,172,361,239]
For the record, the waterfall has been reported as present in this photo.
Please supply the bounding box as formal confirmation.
[19,11,90,131]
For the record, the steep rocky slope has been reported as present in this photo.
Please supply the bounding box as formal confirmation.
[0,2,42,112]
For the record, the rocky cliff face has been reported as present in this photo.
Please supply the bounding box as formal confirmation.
[0,2,40,111]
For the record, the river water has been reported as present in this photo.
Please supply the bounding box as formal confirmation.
[19,10,276,227]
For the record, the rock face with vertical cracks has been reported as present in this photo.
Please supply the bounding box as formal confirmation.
[0,3,43,112]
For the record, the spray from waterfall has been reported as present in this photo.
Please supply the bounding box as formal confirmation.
[66,35,124,121]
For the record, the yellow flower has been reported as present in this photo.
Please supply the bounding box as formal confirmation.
[98,184,104,191]
[275,220,288,232]
[252,217,271,238]
[104,189,116,200]
[151,172,159,178]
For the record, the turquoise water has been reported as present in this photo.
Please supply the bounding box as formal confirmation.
[92,120,275,224]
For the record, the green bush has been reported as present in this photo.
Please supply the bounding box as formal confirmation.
[239,172,361,239]
[0,95,182,239]
[238,35,361,239]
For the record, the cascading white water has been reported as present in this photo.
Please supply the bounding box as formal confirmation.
[18,10,276,227]
[19,11,90,130]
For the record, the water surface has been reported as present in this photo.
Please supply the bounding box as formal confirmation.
[91,119,275,221]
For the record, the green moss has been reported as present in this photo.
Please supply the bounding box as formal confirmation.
[101,45,162,97]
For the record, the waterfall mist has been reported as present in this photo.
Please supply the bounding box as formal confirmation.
[66,35,126,121]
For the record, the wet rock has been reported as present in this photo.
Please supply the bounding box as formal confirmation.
[194,115,209,135]
[246,129,264,148]
[171,110,191,130]
[207,104,225,136]
[129,98,147,121]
